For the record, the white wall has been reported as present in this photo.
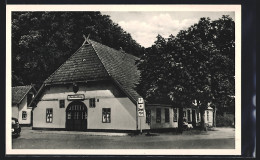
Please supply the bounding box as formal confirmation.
[33,100,64,128]
[33,83,149,130]
[205,109,213,126]
[12,105,18,119]
[17,95,32,125]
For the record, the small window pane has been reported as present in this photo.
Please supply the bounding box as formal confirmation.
[59,100,65,108]
[22,111,27,120]
[46,108,53,123]
[74,112,79,119]
[68,112,71,119]
[102,108,111,123]
[89,98,96,108]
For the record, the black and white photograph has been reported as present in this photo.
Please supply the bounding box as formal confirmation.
[6,5,241,155]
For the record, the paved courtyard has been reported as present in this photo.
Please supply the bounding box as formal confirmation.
[12,127,235,149]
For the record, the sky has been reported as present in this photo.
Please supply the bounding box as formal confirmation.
[101,11,235,48]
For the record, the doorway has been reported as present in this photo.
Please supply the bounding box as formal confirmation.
[66,101,87,131]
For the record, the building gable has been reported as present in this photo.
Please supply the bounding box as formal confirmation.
[33,39,142,106]
[12,85,36,105]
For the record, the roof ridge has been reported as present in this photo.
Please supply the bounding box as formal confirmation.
[44,44,89,84]
[89,39,139,59]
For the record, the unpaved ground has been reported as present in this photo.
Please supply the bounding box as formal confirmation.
[12,127,235,149]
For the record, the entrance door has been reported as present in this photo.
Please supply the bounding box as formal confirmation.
[66,101,87,131]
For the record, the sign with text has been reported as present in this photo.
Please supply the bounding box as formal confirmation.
[67,94,85,101]
[137,97,145,117]
[138,108,145,117]
[138,103,144,109]
[138,98,144,104]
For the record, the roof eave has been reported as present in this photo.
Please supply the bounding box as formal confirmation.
[111,78,138,104]
[16,85,33,105]
[28,84,45,107]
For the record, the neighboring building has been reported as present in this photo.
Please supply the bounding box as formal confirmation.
[12,85,37,126]
[183,107,214,127]
[30,38,214,132]
[146,104,213,130]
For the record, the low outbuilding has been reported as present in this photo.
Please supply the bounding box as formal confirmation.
[12,85,37,126]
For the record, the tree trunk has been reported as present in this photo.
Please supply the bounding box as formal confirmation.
[200,107,207,131]
[178,107,184,133]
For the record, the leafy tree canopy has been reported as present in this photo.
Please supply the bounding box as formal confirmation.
[12,12,145,87]
[136,15,235,130]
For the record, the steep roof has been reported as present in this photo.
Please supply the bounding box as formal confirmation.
[44,43,110,83]
[43,39,141,102]
[12,85,35,105]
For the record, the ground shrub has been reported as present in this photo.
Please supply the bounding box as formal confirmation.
[216,115,234,127]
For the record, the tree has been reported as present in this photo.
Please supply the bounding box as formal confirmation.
[137,16,235,132]
[137,34,195,133]
[12,12,145,87]
[209,16,235,123]
[175,18,215,130]
[174,16,235,130]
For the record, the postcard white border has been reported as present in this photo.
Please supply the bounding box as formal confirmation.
[6,4,241,155]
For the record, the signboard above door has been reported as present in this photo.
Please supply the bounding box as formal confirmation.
[67,94,85,101]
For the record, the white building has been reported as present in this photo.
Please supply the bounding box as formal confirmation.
[12,85,36,126]
[29,38,214,132]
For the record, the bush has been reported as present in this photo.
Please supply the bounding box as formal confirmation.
[216,115,234,127]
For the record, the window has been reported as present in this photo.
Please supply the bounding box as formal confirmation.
[187,110,191,122]
[173,108,178,122]
[156,108,161,123]
[22,111,27,120]
[165,108,169,123]
[89,98,96,108]
[145,109,151,124]
[27,93,33,107]
[207,111,209,121]
[46,108,53,123]
[102,108,111,123]
[59,100,65,108]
